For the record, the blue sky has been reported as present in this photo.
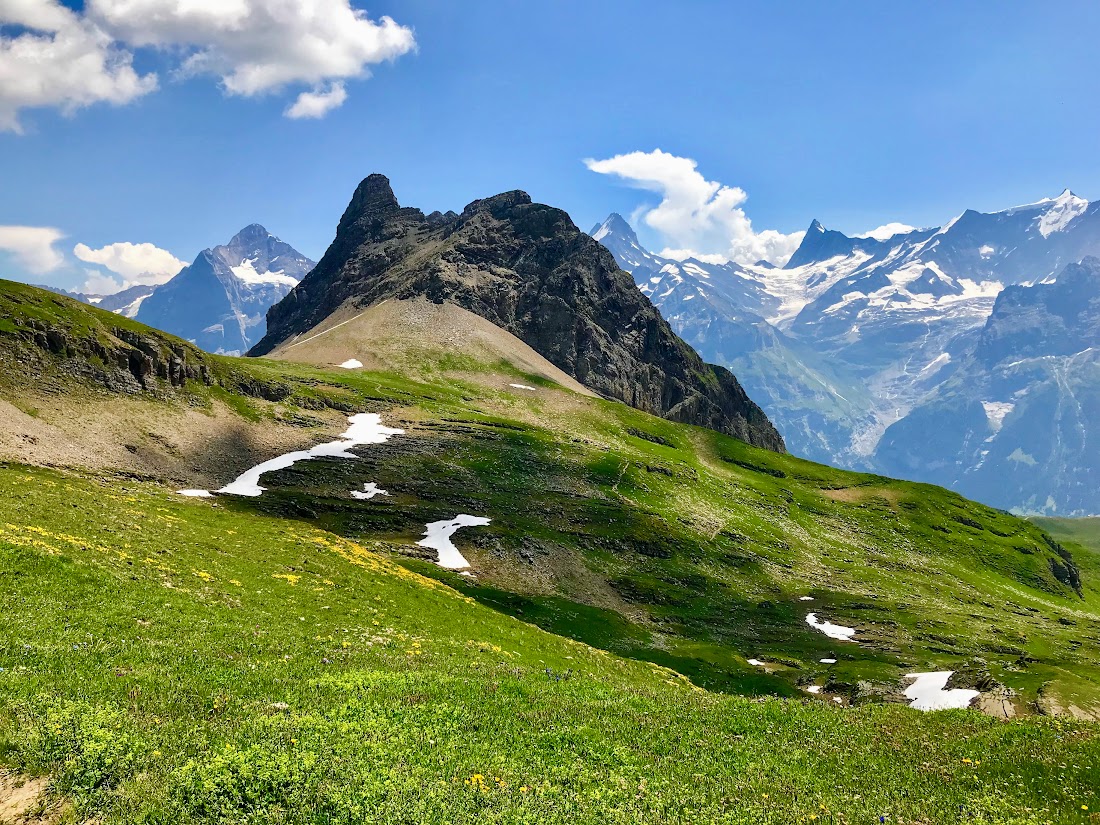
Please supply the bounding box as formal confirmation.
[3,1,1100,290]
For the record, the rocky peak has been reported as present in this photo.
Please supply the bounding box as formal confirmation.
[462,190,532,217]
[338,174,404,230]
[252,173,785,451]
[590,213,639,244]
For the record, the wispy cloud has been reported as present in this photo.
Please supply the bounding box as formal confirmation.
[0,225,66,273]
[585,149,804,266]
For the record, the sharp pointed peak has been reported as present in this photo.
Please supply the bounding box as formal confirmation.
[340,173,401,229]
[591,212,639,243]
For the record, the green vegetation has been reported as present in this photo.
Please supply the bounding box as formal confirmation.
[1,279,1099,821]
[1,464,1098,823]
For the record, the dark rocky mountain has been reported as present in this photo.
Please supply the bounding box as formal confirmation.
[137,224,314,355]
[877,257,1100,514]
[253,174,784,451]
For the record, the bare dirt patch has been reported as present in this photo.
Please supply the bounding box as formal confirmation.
[0,395,347,490]
[270,297,595,397]
[820,487,904,506]
[0,771,52,823]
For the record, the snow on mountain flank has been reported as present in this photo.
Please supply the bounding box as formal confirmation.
[981,401,1015,433]
[231,256,300,287]
[1036,190,1088,238]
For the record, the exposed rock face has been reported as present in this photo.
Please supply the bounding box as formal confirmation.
[252,175,784,451]
[14,314,213,393]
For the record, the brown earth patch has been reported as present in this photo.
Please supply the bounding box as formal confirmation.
[0,394,349,490]
[0,771,53,824]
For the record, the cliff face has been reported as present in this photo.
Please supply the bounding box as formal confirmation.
[252,174,784,451]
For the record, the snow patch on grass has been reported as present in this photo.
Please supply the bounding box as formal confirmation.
[806,613,857,642]
[338,359,364,369]
[177,414,404,498]
[351,482,387,500]
[904,672,979,711]
[417,515,491,569]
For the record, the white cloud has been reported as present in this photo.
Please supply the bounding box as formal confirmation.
[89,0,415,101]
[585,149,805,266]
[0,1,157,133]
[285,82,348,119]
[855,222,918,241]
[0,225,66,273]
[0,0,415,130]
[80,269,126,295]
[73,240,186,287]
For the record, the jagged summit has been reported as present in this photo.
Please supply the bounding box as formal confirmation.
[252,174,785,451]
[590,212,637,243]
[135,225,315,355]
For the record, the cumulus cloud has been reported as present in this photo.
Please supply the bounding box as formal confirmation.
[285,82,348,119]
[74,240,186,288]
[855,222,918,241]
[0,0,415,131]
[585,149,804,266]
[0,225,66,273]
[0,1,157,133]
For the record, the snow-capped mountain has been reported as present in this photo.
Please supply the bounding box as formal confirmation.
[877,257,1100,514]
[592,190,1100,513]
[34,283,154,317]
[136,224,314,354]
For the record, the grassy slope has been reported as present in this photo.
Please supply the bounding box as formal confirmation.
[1,464,1098,824]
[1,281,1099,820]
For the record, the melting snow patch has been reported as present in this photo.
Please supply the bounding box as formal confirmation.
[178,489,213,498]
[820,658,837,664]
[904,672,979,711]
[206,413,404,497]
[806,685,822,694]
[417,515,491,569]
[351,482,387,500]
[981,401,1015,433]
[338,359,363,369]
[806,613,857,642]
[799,596,814,601]
[509,383,537,391]
[747,658,766,667]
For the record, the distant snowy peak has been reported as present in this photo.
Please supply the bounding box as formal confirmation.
[589,213,663,273]
[134,224,315,354]
[1035,190,1088,237]
[217,223,314,286]
[590,212,636,244]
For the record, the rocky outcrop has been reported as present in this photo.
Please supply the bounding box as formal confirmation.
[18,316,214,393]
[252,175,784,451]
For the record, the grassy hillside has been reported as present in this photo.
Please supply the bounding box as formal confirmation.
[1,463,1098,823]
[1,280,1099,820]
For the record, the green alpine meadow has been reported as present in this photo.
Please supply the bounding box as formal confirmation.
[0,281,1097,823]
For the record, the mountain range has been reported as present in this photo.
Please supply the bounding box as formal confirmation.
[593,189,1100,514]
